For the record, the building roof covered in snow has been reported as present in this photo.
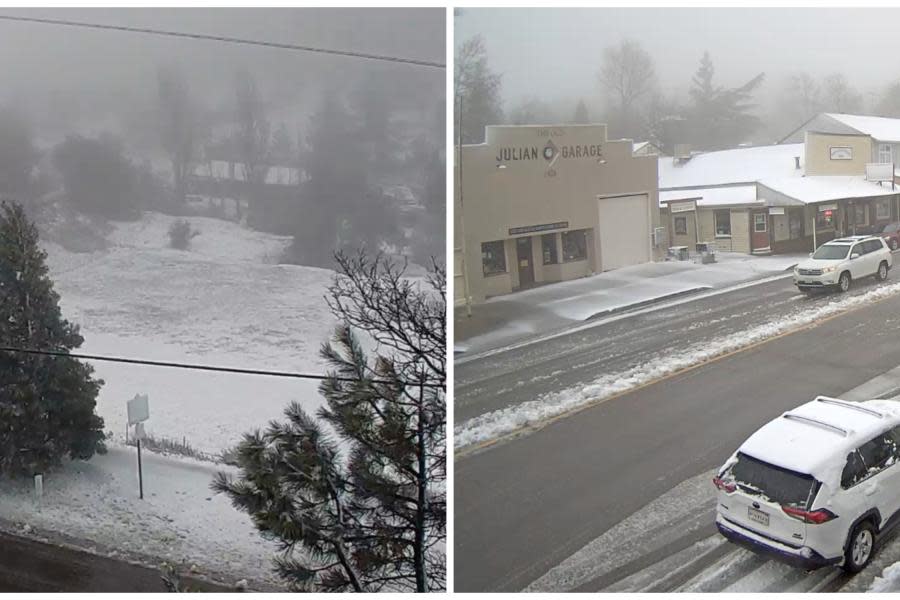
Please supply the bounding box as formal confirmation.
[659,185,759,208]
[659,144,804,190]
[822,113,900,143]
[758,175,899,205]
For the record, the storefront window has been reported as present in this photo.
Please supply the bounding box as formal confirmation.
[541,233,558,265]
[674,216,687,235]
[877,199,891,221]
[816,208,835,229]
[880,143,893,164]
[481,240,506,275]
[855,204,867,226]
[714,210,731,236]
[561,229,588,262]
[754,213,767,233]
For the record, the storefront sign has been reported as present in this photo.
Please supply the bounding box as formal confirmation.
[818,203,838,212]
[508,221,569,236]
[768,207,785,215]
[830,147,853,160]
[669,200,696,213]
[496,140,603,163]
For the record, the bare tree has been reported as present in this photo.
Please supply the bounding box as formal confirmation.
[598,39,657,138]
[787,72,822,122]
[455,35,503,144]
[234,69,271,220]
[821,73,862,114]
[157,66,196,205]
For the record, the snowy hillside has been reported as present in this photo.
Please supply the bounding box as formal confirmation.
[42,212,338,453]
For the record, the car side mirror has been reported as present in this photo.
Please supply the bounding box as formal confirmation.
[851,253,860,260]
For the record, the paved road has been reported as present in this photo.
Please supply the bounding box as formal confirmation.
[0,531,230,592]
[455,281,900,592]
[456,274,834,423]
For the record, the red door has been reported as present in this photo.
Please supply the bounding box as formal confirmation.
[751,210,770,253]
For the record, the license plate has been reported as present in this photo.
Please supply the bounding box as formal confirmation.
[748,506,770,527]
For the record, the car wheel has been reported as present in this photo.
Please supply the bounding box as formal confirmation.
[891,239,898,251]
[877,261,889,282]
[839,271,851,293]
[844,520,876,573]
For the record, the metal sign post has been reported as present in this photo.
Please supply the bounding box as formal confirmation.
[127,394,150,500]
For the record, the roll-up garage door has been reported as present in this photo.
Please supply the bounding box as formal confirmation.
[597,194,650,271]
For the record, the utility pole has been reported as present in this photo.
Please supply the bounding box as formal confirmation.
[456,71,472,317]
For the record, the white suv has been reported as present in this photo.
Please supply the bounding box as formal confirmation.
[793,236,892,294]
[714,396,900,572]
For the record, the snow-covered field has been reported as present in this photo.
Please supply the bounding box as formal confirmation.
[43,212,337,453]
[455,278,900,450]
[0,211,348,587]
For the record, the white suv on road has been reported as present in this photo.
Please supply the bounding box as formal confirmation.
[714,396,900,572]
[793,236,892,294]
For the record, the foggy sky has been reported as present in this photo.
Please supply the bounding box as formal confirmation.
[455,8,900,110]
[0,8,444,146]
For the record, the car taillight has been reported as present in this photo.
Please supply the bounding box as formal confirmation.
[782,506,838,524]
[713,476,736,493]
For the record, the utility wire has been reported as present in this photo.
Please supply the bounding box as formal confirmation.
[0,347,444,389]
[0,14,445,69]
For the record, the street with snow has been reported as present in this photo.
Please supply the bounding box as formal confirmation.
[455,257,900,593]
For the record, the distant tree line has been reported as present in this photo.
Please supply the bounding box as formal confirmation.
[454,34,900,152]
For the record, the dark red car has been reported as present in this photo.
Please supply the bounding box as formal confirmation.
[880,223,900,251]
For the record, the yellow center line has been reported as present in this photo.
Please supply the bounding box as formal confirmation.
[455,288,900,460]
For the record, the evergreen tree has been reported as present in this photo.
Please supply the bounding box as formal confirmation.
[214,251,446,592]
[0,201,106,477]
[687,51,764,150]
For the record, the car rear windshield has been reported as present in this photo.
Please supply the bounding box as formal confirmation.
[812,245,851,260]
[885,224,900,234]
[727,452,819,509]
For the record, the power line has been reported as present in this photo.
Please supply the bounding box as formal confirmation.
[0,347,444,389]
[0,14,445,69]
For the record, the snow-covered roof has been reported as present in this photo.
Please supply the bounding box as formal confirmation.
[632,141,659,154]
[659,144,804,190]
[659,185,759,208]
[738,398,900,485]
[825,113,900,143]
[758,175,899,205]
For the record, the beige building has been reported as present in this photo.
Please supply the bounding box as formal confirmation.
[455,124,660,304]
[658,125,900,256]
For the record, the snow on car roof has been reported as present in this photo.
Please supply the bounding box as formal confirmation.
[738,398,900,485]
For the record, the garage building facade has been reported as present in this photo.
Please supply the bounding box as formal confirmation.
[455,124,660,304]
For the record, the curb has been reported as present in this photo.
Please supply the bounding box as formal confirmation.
[584,287,711,321]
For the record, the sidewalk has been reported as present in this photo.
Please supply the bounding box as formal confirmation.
[455,252,803,356]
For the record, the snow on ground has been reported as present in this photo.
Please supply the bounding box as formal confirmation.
[525,468,717,592]
[456,253,801,356]
[0,211,352,586]
[455,278,900,449]
[0,445,282,589]
[869,563,900,592]
[41,212,337,454]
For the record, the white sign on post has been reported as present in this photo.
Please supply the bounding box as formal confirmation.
[127,394,150,425]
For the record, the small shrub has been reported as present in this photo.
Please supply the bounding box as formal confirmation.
[168,219,198,250]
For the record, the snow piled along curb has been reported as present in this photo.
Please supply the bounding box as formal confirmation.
[455,281,900,450]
